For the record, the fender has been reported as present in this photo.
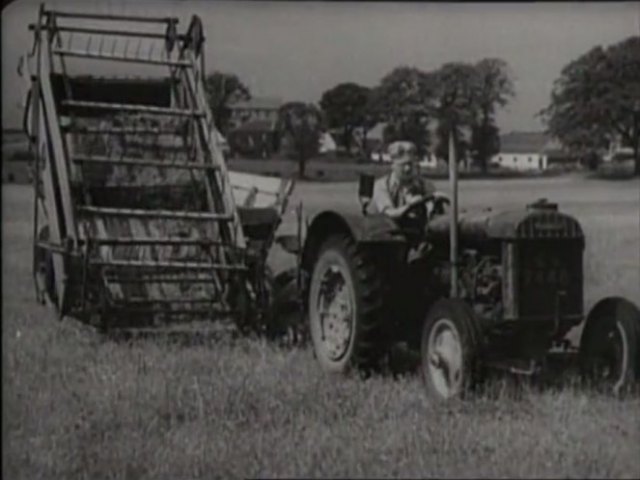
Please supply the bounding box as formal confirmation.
[300,209,407,276]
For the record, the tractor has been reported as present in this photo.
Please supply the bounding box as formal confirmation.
[279,161,640,401]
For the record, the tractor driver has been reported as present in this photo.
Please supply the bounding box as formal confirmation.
[371,141,438,220]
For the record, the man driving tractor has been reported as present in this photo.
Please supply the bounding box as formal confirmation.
[371,141,441,221]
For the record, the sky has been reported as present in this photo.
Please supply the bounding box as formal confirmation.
[2,0,639,131]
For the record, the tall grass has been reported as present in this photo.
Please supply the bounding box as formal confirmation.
[3,181,639,479]
[4,313,640,479]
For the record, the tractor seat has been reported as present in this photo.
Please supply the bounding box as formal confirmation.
[237,206,281,241]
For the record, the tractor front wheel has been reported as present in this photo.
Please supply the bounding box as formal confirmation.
[579,297,639,395]
[420,299,480,401]
[308,234,385,373]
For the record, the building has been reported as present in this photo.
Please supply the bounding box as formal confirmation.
[318,131,337,154]
[228,97,283,130]
[490,131,575,171]
[603,133,634,163]
[227,119,279,159]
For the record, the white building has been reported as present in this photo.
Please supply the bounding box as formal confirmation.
[229,97,283,129]
[318,131,337,154]
[490,131,579,171]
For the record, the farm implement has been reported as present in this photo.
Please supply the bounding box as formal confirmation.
[23,5,295,335]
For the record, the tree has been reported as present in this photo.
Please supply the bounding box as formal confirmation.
[470,122,500,170]
[383,111,431,148]
[432,62,478,164]
[277,102,323,178]
[470,58,515,171]
[540,36,640,176]
[372,66,437,157]
[203,72,251,135]
[319,83,371,155]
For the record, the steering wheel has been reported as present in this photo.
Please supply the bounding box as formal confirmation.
[401,193,450,221]
[431,192,451,216]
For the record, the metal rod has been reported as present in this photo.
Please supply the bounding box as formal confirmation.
[42,10,178,24]
[72,155,220,171]
[29,23,187,40]
[61,100,203,117]
[449,128,459,298]
[106,276,223,284]
[36,240,71,254]
[53,48,191,67]
[113,298,220,305]
[103,308,229,316]
[84,236,241,247]
[93,259,247,270]
[64,126,182,135]
[79,206,232,221]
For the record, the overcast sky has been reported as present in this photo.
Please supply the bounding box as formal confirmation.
[2,0,639,131]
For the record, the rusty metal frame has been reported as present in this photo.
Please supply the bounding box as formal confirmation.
[25,6,263,329]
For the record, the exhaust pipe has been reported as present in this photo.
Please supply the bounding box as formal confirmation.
[449,129,458,298]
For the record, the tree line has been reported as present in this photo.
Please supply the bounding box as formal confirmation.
[539,36,639,176]
[205,35,639,178]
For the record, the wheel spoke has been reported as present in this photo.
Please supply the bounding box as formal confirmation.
[427,317,465,398]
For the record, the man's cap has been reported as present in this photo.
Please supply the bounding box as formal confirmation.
[388,141,417,162]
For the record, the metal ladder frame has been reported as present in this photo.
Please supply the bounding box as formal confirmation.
[27,5,251,326]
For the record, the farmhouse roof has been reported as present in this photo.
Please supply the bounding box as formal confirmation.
[233,119,277,132]
[499,131,565,154]
[230,97,284,111]
[365,122,386,141]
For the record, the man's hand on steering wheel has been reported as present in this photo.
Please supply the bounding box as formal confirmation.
[383,192,450,220]
[400,192,450,219]
[430,192,450,216]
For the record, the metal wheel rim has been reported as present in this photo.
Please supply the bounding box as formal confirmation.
[427,318,464,399]
[587,320,628,392]
[315,263,354,361]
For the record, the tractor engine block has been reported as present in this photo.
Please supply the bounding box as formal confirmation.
[458,250,503,322]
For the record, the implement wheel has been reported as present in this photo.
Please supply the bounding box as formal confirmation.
[579,297,639,395]
[308,234,385,373]
[35,225,58,309]
[263,267,306,346]
[420,299,480,401]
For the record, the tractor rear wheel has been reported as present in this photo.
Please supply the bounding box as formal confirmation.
[308,234,385,373]
[579,297,639,395]
[420,299,480,401]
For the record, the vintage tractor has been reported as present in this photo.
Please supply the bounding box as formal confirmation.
[283,157,640,400]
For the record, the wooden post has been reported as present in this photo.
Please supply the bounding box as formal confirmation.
[449,129,458,298]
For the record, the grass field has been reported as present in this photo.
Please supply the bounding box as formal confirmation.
[3,177,640,479]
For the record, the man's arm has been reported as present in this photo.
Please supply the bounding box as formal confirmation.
[421,177,436,197]
[372,177,394,214]
[372,179,420,219]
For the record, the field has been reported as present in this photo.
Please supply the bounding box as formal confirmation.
[3,176,640,479]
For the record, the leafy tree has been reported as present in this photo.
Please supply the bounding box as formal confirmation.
[372,66,437,157]
[540,36,640,176]
[432,62,478,163]
[382,111,430,149]
[357,94,384,157]
[277,102,323,178]
[470,122,500,170]
[470,58,515,171]
[434,121,469,164]
[319,83,371,155]
[203,72,251,135]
